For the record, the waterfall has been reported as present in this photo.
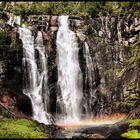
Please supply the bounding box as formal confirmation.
[83,42,96,117]
[7,16,21,26]
[35,31,50,118]
[56,16,83,122]
[18,25,49,124]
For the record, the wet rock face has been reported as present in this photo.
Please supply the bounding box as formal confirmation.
[0,24,25,117]
[89,16,140,45]
[73,15,140,115]
[0,48,23,95]
[50,16,58,27]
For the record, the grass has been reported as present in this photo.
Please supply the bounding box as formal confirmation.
[0,118,48,138]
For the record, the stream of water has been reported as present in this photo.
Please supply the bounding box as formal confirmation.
[56,16,83,123]
[18,25,49,124]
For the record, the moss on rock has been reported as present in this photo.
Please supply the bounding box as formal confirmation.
[122,129,140,138]
[121,119,140,138]
[0,118,48,138]
[128,119,140,127]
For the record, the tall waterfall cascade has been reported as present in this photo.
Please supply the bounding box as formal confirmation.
[56,16,83,123]
[18,25,49,124]
[18,15,97,125]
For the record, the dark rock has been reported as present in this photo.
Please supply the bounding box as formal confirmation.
[71,120,129,139]
[107,120,129,138]
[79,125,111,137]
[16,94,33,116]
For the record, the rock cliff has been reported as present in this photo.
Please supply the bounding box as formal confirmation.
[0,14,140,118]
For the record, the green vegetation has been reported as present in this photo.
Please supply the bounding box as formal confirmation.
[10,35,16,48]
[0,28,10,48]
[117,101,135,108]
[104,62,125,77]
[1,109,9,117]
[0,2,140,18]
[78,24,93,34]
[0,28,18,48]
[122,119,140,138]
[129,95,139,100]
[104,68,114,75]
[0,118,48,138]
[129,119,140,127]
[128,56,137,64]
[128,39,140,64]
[122,129,140,138]
[104,40,140,78]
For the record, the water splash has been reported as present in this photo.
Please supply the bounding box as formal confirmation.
[58,113,127,130]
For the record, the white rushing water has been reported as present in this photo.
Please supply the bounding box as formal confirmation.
[56,16,83,122]
[7,16,21,26]
[18,25,49,124]
[83,42,96,117]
